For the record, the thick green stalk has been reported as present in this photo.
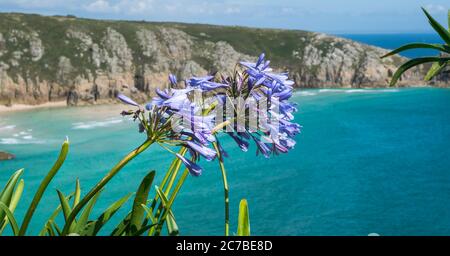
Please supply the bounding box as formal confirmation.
[19,139,69,236]
[213,141,230,236]
[61,139,154,235]
[148,147,187,215]
[153,169,189,236]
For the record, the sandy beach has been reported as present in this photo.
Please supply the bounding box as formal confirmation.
[0,101,67,113]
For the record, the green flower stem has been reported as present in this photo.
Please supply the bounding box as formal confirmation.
[61,138,154,235]
[213,141,230,236]
[145,147,186,236]
[153,169,189,236]
[148,147,187,214]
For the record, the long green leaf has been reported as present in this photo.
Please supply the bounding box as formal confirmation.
[56,190,72,222]
[166,212,179,236]
[152,170,189,236]
[141,204,157,226]
[0,179,24,234]
[91,193,132,236]
[73,179,81,208]
[153,185,180,236]
[0,169,23,229]
[74,189,102,233]
[425,61,447,81]
[152,189,178,236]
[110,213,131,236]
[45,222,55,236]
[0,202,19,235]
[19,139,69,236]
[38,193,74,236]
[390,57,450,86]
[381,43,450,58]
[422,7,450,45]
[62,138,154,235]
[128,171,155,235]
[0,169,24,206]
[237,199,250,236]
[49,220,62,236]
[133,223,158,236]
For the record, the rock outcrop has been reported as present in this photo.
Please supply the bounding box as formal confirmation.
[0,13,448,106]
[0,151,15,160]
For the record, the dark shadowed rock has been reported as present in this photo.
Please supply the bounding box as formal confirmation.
[0,151,15,161]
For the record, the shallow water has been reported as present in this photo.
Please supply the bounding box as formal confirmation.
[1,88,450,235]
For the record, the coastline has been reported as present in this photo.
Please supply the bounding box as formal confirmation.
[0,86,442,114]
[0,101,67,113]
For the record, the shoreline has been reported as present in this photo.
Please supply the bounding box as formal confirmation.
[0,101,67,113]
[0,87,445,114]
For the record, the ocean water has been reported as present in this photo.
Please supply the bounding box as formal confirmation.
[1,88,450,235]
[339,34,444,58]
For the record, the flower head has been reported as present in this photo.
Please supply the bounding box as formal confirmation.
[118,53,301,176]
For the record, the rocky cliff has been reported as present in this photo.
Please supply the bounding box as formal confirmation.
[0,13,447,106]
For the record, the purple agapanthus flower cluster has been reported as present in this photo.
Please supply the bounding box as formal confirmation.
[117,53,301,176]
[218,53,301,158]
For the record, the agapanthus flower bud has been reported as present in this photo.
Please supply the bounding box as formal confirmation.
[176,153,202,176]
[117,94,139,107]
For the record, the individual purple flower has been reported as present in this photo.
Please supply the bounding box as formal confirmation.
[169,74,177,86]
[186,76,214,87]
[117,94,139,107]
[186,141,217,161]
[252,136,271,158]
[199,81,229,91]
[151,88,193,110]
[216,139,229,160]
[176,153,202,176]
[228,133,249,152]
[256,53,265,67]
[186,76,229,91]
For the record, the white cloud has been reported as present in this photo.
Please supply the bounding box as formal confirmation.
[281,7,295,14]
[83,0,154,14]
[1,0,74,8]
[224,6,241,14]
[424,4,447,14]
[84,0,119,13]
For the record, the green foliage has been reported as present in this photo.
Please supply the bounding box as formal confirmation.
[19,138,69,235]
[383,8,450,86]
[0,138,253,236]
[128,170,155,235]
[237,199,250,236]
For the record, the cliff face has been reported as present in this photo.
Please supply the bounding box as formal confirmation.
[0,13,447,106]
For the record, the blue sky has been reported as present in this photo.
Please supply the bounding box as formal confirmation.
[0,0,448,33]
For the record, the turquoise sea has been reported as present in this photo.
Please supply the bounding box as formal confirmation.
[1,88,450,235]
[340,33,444,58]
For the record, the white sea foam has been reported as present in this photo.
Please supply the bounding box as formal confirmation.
[296,88,399,96]
[344,89,399,93]
[318,89,342,93]
[0,137,46,145]
[315,88,400,94]
[22,135,33,140]
[72,118,123,130]
[295,91,317,96]
[0,138,19,144]
[0,125,16,130]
